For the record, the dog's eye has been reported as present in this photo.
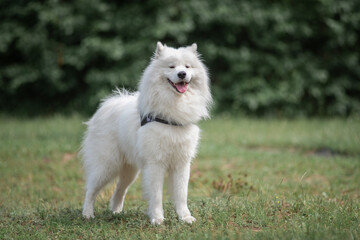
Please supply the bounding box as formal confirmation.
[185,65,190,68]
[169,66,175,69]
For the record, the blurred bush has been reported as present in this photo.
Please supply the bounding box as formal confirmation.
[0,0,359,116]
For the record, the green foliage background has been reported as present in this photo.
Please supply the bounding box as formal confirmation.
[0,0,359,116]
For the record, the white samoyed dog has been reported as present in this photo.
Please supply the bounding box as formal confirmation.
[81,42,212,225]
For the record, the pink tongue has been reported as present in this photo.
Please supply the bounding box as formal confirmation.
[175,83,188,93]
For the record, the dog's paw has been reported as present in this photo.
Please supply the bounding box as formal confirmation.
[82,212,95,219]
[110,204,123,214]
[110,199,124,214]
[180,215,196,224]
[112,209,123,214]
[150,217,165,225]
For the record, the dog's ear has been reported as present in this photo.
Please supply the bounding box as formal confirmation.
[155,41,165,58]
[189,43,197,53]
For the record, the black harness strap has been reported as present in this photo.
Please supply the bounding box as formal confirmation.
[140,114,182,127]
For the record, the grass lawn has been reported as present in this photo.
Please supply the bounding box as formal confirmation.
[0,115,359,239]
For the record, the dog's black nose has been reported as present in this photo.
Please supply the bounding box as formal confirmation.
[177,71,186,79]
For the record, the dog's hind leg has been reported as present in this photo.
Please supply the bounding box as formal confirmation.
[82,166,116,219]
[110,164,139,214]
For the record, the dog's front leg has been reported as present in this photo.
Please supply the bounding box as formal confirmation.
[168,162,196,224]
[142,163,165,225]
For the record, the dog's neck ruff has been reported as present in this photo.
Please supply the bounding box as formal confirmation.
[140,114,183,127]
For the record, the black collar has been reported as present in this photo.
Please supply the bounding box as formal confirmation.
[140,114,183,127]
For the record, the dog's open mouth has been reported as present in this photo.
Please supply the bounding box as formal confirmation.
[168,79,189,93]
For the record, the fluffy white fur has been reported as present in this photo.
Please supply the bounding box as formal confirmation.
[81,42,212,225]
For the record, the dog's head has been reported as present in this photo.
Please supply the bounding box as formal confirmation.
[148,42,199,94]
[138,42,212,124]
[153,42,197,94]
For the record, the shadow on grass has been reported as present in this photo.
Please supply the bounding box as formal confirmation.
[35,206,152,229]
